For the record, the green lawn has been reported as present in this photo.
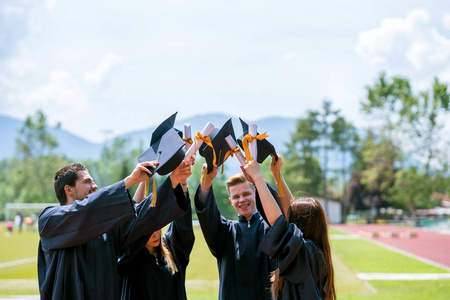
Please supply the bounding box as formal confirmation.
[0,224,449,298]
[331,238,447,273]
[330,228,450,300]
[0,228,40,295]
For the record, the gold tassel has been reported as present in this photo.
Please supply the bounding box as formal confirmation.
[277,169,285,197]
[144,178,150,198]
[200,166,207,186]
[218,149,224,174]
[150,176,157,207]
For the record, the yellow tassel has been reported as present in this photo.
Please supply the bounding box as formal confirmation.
[144,178,150,198]
[277,170,285,197]
[150,176,157,207]
[200,166,207,186]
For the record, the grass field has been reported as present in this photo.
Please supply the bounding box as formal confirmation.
[0,224,449,298]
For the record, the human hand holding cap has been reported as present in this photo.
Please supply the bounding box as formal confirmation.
[170,160,193,188]
[200,163,218,190]
[124,161,159,189]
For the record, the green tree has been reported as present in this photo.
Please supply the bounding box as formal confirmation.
[316,101,341,212]
[2,110,69,211]
[388,167,437,219]
[331,116,360,217]
[16,110,59,159]
[86,138,147,198]
[284,100,350,216]
[94,137,134,186]
[363,73,450,175]
[430,166,450,195]
[360,73,450,216]
[359,132,398,209]
[283,113,323,196]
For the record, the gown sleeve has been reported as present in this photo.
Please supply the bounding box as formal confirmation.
[164,192,195,271]
[259,215,324,286]
[119,177,189,251]
[39,181,136,251]
[255,182,284,225]
[194,185,231,258]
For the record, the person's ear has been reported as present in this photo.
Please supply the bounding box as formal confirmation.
[64,185,73,196]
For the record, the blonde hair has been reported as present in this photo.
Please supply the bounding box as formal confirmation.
[225,173,254,195]
[152,236,178,275]
[271,197,336,300]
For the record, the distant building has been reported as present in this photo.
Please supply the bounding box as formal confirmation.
[316,197,342,224]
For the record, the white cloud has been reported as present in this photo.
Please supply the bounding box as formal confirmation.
[437,64,450,85]
[1,69,90,130]
[45,0,57,12]
[0,2,30,59]
[25,71,88,110]
[84,53,123,85]
[443,13,450,30]
[356,8,450,71]
[284,52,295,60]
[6,57,37,77]
[2,5,24,16]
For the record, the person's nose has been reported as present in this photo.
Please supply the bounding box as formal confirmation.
[92,182,98,191]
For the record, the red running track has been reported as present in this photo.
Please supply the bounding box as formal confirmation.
[332,224,450,269]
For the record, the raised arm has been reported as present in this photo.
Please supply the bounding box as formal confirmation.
[194,164,231,257]
[39,181,136,250]
[170,155,195,191]
[124,161,159,190]
[244,160,282,226]
[119,158,194,263]
[164,195,195,271]
[270,155,293,217]
[40,161,160,250]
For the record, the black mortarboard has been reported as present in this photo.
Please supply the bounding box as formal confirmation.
[137,112,185,176]
[237,117,278,163]
[199,118,236,173]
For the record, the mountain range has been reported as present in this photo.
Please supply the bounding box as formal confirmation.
[0,113,298,161]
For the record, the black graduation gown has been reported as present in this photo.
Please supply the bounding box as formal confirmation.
[194,186,273,300]
[255,182,285,223]
[119,193,195,300]
[259,215,328,300]
[38,178,188,300]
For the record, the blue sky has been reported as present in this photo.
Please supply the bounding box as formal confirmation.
[1,0,450,142]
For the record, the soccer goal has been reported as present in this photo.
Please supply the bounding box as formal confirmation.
[4,202,58,223]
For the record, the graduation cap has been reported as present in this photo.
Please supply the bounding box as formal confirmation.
[199,119,236,174]
[137,113,185,206]
[237,118,284,197]
[237,118,277,164]
[137,112,185,176]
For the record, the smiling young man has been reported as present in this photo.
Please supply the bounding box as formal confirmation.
[195,164,273,300]
[38,161,190,300]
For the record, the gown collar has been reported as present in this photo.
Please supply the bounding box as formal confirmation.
[238,211,260,223]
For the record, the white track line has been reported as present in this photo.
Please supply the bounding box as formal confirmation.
[0,257,36,269]
[358,273,450,280]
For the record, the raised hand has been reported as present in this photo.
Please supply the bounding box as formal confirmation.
[124,161,159,189]
[200,163,218,190]
[170,160,193,188]
[243,160,263,183]
[270,155,283,177]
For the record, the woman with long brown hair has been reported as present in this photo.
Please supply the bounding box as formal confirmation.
[244,157,336,300]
